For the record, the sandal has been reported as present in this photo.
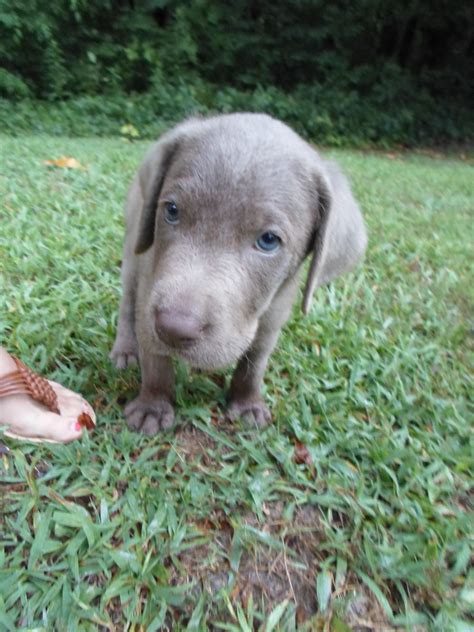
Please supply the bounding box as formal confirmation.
[0,356,95,444]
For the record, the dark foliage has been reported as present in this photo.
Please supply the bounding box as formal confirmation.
[0,0,473,144]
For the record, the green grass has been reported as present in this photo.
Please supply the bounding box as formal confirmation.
[0,134,472,631]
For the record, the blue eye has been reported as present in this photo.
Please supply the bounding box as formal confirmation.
[164,201,179,224]
[256,232,281,252]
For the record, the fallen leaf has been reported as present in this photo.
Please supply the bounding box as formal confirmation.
[293,440,313,468]
[120,123,140,138]
[408,260,421,273]
[43,156,87,170]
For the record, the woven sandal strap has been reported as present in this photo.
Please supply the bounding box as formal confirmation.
[0,357,60,414]
[0,371,27,398]
[14,357,60,414]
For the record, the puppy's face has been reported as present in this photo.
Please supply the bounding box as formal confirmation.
[141,127,316,369]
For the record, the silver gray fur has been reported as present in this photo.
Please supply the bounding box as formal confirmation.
[110,113,367,434]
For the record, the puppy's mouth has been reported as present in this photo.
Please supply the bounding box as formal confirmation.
[155,333,251,370]
[157,336,200,351]
[175,347,229,369]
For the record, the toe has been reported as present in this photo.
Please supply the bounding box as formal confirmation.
[244,406,271,427]
[124,399,174,434]
[126,408,144,431]
[160,410,174,430]
[226,400,271,427]
[141,414,160,435]
[32,411,84,443]
[111,349,138,370]
[51,382,96,428]
[115,355,127,370]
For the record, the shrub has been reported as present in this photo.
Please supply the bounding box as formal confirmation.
[1,1,472,145]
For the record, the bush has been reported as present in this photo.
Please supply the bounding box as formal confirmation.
[0,68,31,99]
[1,1,472,145]
[1,77,472,147]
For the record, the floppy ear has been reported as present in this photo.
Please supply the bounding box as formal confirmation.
[302,161,367,314]
[134,137,179,254]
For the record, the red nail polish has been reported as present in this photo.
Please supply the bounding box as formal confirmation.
[77,413,94,430]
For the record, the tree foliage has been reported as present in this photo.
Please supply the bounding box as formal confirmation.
[0,0,472,144]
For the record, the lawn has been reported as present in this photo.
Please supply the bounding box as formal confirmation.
[0,134,472,631]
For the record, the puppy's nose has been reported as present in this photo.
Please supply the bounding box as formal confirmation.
[155,309,205,348]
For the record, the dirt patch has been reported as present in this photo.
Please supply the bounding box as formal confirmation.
[170,500,399,629]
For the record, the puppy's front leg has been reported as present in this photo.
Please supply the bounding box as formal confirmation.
[125,353,175,434]
[110,261,139,369]
[110,221,140,369]
[227,325,281,427]
[227,276,299,427]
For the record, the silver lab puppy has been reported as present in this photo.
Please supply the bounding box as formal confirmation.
[111,113,367,434]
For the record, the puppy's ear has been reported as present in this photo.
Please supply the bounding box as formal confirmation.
[302,161,367,314]
[134,137,179,255]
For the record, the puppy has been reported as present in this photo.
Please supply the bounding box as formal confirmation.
[111,113,367,433]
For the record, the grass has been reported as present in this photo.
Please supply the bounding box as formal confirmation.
[0,133,472,631]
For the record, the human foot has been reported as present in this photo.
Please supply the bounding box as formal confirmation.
[0,348,95,444]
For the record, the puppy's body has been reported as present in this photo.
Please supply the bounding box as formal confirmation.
[111,113,367,433]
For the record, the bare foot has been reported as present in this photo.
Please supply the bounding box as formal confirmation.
[0,348,95,444]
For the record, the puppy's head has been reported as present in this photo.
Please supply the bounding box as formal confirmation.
[133,114,366,369]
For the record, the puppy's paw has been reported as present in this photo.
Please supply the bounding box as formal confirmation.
[124,396,175,434]
[110,336,139,370]
[226,398,271,428]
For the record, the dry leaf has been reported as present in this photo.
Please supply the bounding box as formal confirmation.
[293,440,314,469]
[120,123,140,138]
[43,156,87,170]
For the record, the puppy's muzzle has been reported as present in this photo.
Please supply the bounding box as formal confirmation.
[155,309,208,348]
